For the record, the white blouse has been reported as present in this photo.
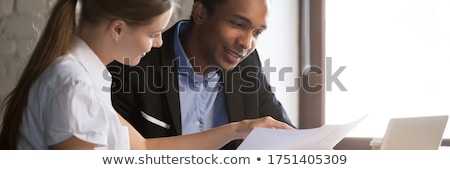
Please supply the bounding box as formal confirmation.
[17,38,130,150]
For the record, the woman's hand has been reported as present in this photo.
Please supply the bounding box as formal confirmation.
[231,116,295,139]
[122,114,294,150]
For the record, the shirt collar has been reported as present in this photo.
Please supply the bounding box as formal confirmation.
[174,21,191,71]
[173,21,221,85]
[70,37,112,94]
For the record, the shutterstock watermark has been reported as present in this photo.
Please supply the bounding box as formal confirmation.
[104,57,347,94]
[261,57,347,93]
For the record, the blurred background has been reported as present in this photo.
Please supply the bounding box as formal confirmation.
[3,0,449,141]
[0,0,300,128]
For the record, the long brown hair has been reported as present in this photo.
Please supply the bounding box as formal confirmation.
[0,0,173,149]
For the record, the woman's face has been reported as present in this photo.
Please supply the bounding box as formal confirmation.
[115,8,173,66]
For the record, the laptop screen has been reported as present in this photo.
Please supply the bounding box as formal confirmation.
[380,115,448,150]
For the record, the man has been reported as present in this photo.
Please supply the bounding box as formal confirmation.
[108,0,293,149]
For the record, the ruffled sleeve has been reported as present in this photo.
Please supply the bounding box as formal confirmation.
[43,79,110,147]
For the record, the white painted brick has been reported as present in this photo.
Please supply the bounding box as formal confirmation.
[0,92,5,123]
[16,0,46,14]
[0,93,5,106]
[0,38,17,56]
[17,38,37,60]
[0,39,18,92]
[0,54,21,104]
[169,0,193,29]
[46,0,58,8]
[4,15,42,39]
[0,18,5,37]
[0,0,15,16]
[0,0,51,122]
[0,55,7,84]
[5,53,26,83]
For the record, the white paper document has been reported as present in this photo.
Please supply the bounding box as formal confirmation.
[237,116,367,150]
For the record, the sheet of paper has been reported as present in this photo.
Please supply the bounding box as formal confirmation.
[237,115,367,150]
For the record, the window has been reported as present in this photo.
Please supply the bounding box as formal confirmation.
[326,0,450,138]
[257,0,300,127]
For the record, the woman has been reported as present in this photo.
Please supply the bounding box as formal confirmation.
[0,0,292,149]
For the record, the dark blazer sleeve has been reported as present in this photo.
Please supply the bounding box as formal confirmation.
[253,52,293,126]
[232,50,294,126]
[107,58,180,138]
[221,50,295,150]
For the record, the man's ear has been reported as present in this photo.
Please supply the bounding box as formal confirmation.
[191,1,208,24]
[109,19,126,41]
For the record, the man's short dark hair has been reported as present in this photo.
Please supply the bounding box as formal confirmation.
[194,0,228,14]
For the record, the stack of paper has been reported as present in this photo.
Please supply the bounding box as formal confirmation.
[237,116,366,150]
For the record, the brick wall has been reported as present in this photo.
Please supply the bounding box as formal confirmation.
[0,0,193,122]
[0,0,56,111]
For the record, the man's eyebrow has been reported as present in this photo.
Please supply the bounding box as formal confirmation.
[231,15,267,30]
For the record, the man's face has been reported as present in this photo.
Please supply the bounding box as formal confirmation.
[198,0,269,71]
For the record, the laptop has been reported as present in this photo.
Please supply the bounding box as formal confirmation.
[380,115,448,150]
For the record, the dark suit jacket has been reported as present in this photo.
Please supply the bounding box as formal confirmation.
[107,21,293,149]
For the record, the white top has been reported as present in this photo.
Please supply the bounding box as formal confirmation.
[17,38,130,150]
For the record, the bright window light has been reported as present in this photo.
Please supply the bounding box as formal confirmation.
[326,0,450,138]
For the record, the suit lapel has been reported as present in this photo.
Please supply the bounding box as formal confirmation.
[160,25,182,135]
[162,66,182,135]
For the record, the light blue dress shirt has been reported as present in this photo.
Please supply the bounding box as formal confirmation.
[173,21,229,135]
